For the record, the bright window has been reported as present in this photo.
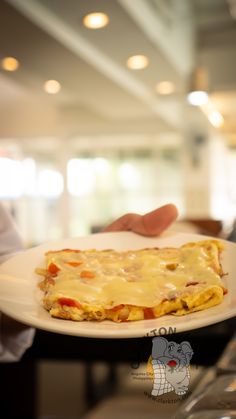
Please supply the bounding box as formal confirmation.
[38,169,64,198]
[67,158,96,196]
[0,157,24,198]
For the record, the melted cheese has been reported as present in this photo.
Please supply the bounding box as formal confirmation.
[43,242,224,308]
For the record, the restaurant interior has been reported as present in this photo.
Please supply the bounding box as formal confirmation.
[1,0,236,418]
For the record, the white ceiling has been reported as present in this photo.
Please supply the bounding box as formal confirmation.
[0,0,235,145]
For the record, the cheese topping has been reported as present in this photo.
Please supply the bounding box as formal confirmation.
[44,244,224,308]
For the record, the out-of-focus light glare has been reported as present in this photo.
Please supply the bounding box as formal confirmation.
[208,111,224,127]
[93,158,110,174]
[126,55,149,70]
[0,158,24,198]
[156,81,175,95]
[187,91,208,106]
[1,56,20,71]
[43,79,61,94]
[118,163,140,190]
[38,169,64,198]
[67,159,95,196]
[225,376,236,391]
[83,12,109,29]
[22,158,37,196]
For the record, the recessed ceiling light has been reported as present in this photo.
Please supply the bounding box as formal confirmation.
[83,12,109,29]
[126,55,149,70]
[43,79,61,94]
[187,67,209,106]
[187,91,209,106]
[1,56,20,72]
[156,81,175,95]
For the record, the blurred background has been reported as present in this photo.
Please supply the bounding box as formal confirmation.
[1,0,236,245]
[1,2,236,418]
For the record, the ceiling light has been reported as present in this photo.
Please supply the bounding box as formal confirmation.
[187,67,209,106]
[208,111,224,128]
[126,55,149,70]
[1,56,20,72]
[83,12,109,29]
[156,81,175,95]
[187,91,208,106]
[43,79,61,94]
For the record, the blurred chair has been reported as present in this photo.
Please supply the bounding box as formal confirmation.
[182,219,223,236]
[171,218,234,239]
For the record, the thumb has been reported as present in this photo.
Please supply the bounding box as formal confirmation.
[103,204,178,236]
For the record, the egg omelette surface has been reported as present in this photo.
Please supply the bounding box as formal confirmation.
[36,239,227,322]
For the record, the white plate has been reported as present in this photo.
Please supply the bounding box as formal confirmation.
[0,231,235,339]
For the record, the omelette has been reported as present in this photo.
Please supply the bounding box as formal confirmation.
[36,239,227,322]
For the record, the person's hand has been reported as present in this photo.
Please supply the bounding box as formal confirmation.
[103,204,178,236]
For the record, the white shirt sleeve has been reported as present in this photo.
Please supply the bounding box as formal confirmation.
[0,203,35,362]
[0,203,24,263]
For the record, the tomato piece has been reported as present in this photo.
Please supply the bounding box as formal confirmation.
[48,262,60,275]
[80,270,95,279]
[58,297,81,309]
[66,261,83,267]
[143,308,155,319]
